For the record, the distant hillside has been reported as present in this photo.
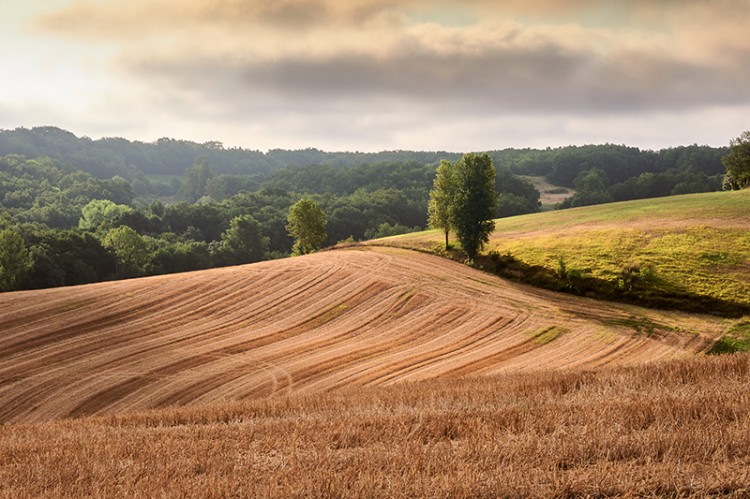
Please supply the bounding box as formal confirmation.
[0,127,725,190]
[0,126,460,179]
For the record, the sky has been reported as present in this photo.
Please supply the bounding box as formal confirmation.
[1,0,749,152]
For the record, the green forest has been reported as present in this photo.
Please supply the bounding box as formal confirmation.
[0,126,728,292]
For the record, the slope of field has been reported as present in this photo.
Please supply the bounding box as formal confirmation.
[3,354,750,497]
[0,246,727,424]
[378,189,750,307]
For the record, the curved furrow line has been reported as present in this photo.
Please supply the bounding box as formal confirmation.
[113,355,294,414]
[144,369,253,411]
[4,264,282,353]
[570,335,689,369]
[1,264,356,382]
[0,247,726,423]
[407,309,546,378]
[222,257,354,324]
[198,281,397,359]
[314,313,518,389]
[0,279,215,360]
[285,304,512,391]
[8,276,399,419]
[65,375,156,419]
[454,316,619,375]
[360,313,536,386]
[1,314,234,382]
[199,291,458,394]
[0,377,68,423]
[203,361,296,402]
[485,332,655,374]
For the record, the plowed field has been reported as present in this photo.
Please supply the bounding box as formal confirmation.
[0,247,726,424]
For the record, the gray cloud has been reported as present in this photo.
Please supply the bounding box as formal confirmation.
[22,0,750,150]
[121,31,750,120]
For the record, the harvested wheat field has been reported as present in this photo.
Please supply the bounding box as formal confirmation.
[3,354,750,497]
[0,246,727,424]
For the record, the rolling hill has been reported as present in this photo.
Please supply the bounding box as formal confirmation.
[377,189,750,310]
[3,191,750,497]
[0,246,727,424]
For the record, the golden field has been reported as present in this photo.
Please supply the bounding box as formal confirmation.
[3,190,750,496]
[3,354,750,497]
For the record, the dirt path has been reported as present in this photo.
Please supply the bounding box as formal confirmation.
[0,247,726,423]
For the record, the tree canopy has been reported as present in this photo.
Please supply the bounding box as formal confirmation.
[102,226,149,278]
[0,228,31,291]
[0,126,735,293]
[428,159,459,250]
[722,131,750,190]
[78,199,133,232]
[287,198,327,255]
[219,215,268,265]
[452,153,498,261]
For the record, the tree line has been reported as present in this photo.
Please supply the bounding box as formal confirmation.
[0,127,728,207]
[491,143,726,208]
[2,126,747,293]
[0,150,538,291]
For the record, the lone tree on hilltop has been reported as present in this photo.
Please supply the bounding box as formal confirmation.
[722,131,750,190]
[452,152,498,261]
[428,159,459,250]
[287,198,327,255]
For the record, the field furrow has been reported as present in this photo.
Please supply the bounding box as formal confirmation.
[0,246,725,423]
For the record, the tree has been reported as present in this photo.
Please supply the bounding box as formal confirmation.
[219,215,268,265]
[79,199,133,232]
[178,160,214,202]
[287,198,327,255]
[451,153,498,261]
[0,228,31,291]
[428,159,458,250]
[102,226,149,278]
[26,229,115,288]
[559,168,614,208]
[722,131,750,189]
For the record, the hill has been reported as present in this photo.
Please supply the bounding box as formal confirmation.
[375,190,750,313]
[0,246,727,424]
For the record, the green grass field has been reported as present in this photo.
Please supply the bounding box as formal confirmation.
[372,190,750,310]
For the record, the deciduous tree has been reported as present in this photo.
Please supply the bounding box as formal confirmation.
[287,198,327,255]
[451,153,498,261]
[220,215,268,265]
[79,199,133,232]
[102,226,149,278]
[722,131,750,189]
[428,159,458,250]
[178,160,214,203]
[0,228,30,291]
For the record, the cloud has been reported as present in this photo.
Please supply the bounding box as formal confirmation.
[112,18,750,118]
[24,0,750,150]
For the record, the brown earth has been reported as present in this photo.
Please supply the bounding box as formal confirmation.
[0,246,727,424]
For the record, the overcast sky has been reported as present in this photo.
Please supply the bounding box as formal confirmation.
[1,0,748,152]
